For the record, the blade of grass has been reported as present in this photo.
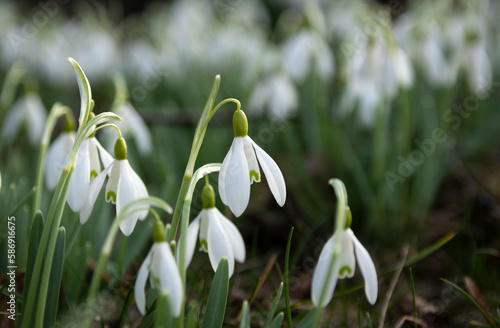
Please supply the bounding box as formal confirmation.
[268,312,284,328]
[441,279,497,328]
[263,282,284,328]
[44,227,66,328]
[239,300,250,328]
[409,268,417,328]
[201,258,229,328]
[284,227,294,328]
[154,292,173,328]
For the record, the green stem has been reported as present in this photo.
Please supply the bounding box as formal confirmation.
[33,104,72,217]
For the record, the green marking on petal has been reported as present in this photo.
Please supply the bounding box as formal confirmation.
[106,191,116,203]
[90,170,98,180]
[339,265,352,276]
[199,239,208,252]
[249,170,260,182]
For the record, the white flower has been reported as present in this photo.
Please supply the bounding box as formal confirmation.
[181,207,245,278]
[311,228,378,308]
[219,133,286,217]
[248,73,298,119]
[2,93,47,146]
[66,136,113,212]
[45,131,75,190]
[110,102,152,156]
[135,242,183,317]
[282,28,335,83]
[80,138,148,235]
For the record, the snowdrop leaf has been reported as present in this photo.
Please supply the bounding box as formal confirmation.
[201,258,229,328]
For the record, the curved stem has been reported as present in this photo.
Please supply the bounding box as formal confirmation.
[93,123,122,139]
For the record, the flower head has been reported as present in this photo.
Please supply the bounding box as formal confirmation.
[135,221,183,317]
[80,137,148,235]
[311,208,378,308]
[219,109,286,217]
[2,92,47,146]
[180,183,245,277]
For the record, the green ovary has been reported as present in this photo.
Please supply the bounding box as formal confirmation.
[107,191,116,203]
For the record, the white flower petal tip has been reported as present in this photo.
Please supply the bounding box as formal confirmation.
[134,243,183,317]
[311,229,378,307]
[178,208,246,278]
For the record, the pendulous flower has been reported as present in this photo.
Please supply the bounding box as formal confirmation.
[219,109,286,217]
[80,137,148,235]
[311,207,378,308]
[180,182,245,278]
[135,221,183,317]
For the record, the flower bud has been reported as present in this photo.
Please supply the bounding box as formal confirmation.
[114,137,127,160]
[202,184,216,209]
[233,110,248,137]
[153,220,166,243]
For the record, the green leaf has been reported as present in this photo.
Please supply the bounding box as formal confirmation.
[296,307,319,328]
[68,57,92,126]
[44,227,66,328]
[268,312,284,328]
[441,279,497,327]
[154,291,173,328]
[263,282,283,328]
[20,211,44,325]
[185,302,200,328]
[201,258,229,328]
[239,300,250,328]
[284,227,294,328]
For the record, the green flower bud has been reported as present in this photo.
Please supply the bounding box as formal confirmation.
[153,220,166,243]
[114,137,128,160]
[345,206,352,229]
[202,184,215,209]
[233,110,248,137]
[63,116,76,132]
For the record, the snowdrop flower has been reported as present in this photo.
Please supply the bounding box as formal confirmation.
[2,92,47,146]
[219,109,286,217]
[248,73,298,119]
[311,207,377,308]
[282,28,335,83]
[45,127,75,190]
[66,132,113,213]
[180,182,245,277]
[80,137,148,235]
[135,221,183,317]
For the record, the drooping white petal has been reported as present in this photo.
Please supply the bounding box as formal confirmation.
[337,231,355,279]
[134,250,152,315]
[121,103,152,155]
[94,138,114,169]
[207,210,235,277]
[128,163,149,220]
[2,97,26,144]
[349,229,378,305]
[218,139,234,205]
[221,137,250,217]
[45,131,75,190]
[106,161,121,203]
[117,160,140,236]
[394,48,413,88]
[251,139,286,206]
[178,213,201,269]
[80,163,113,224]
[283,30,311,82]
[151,243,184,317]
[242,136,260,184]
[88,138,101,180]
[67,139,90,212]
[212,208,246,263]
[24,93,47,146]
[311,234,340,308]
